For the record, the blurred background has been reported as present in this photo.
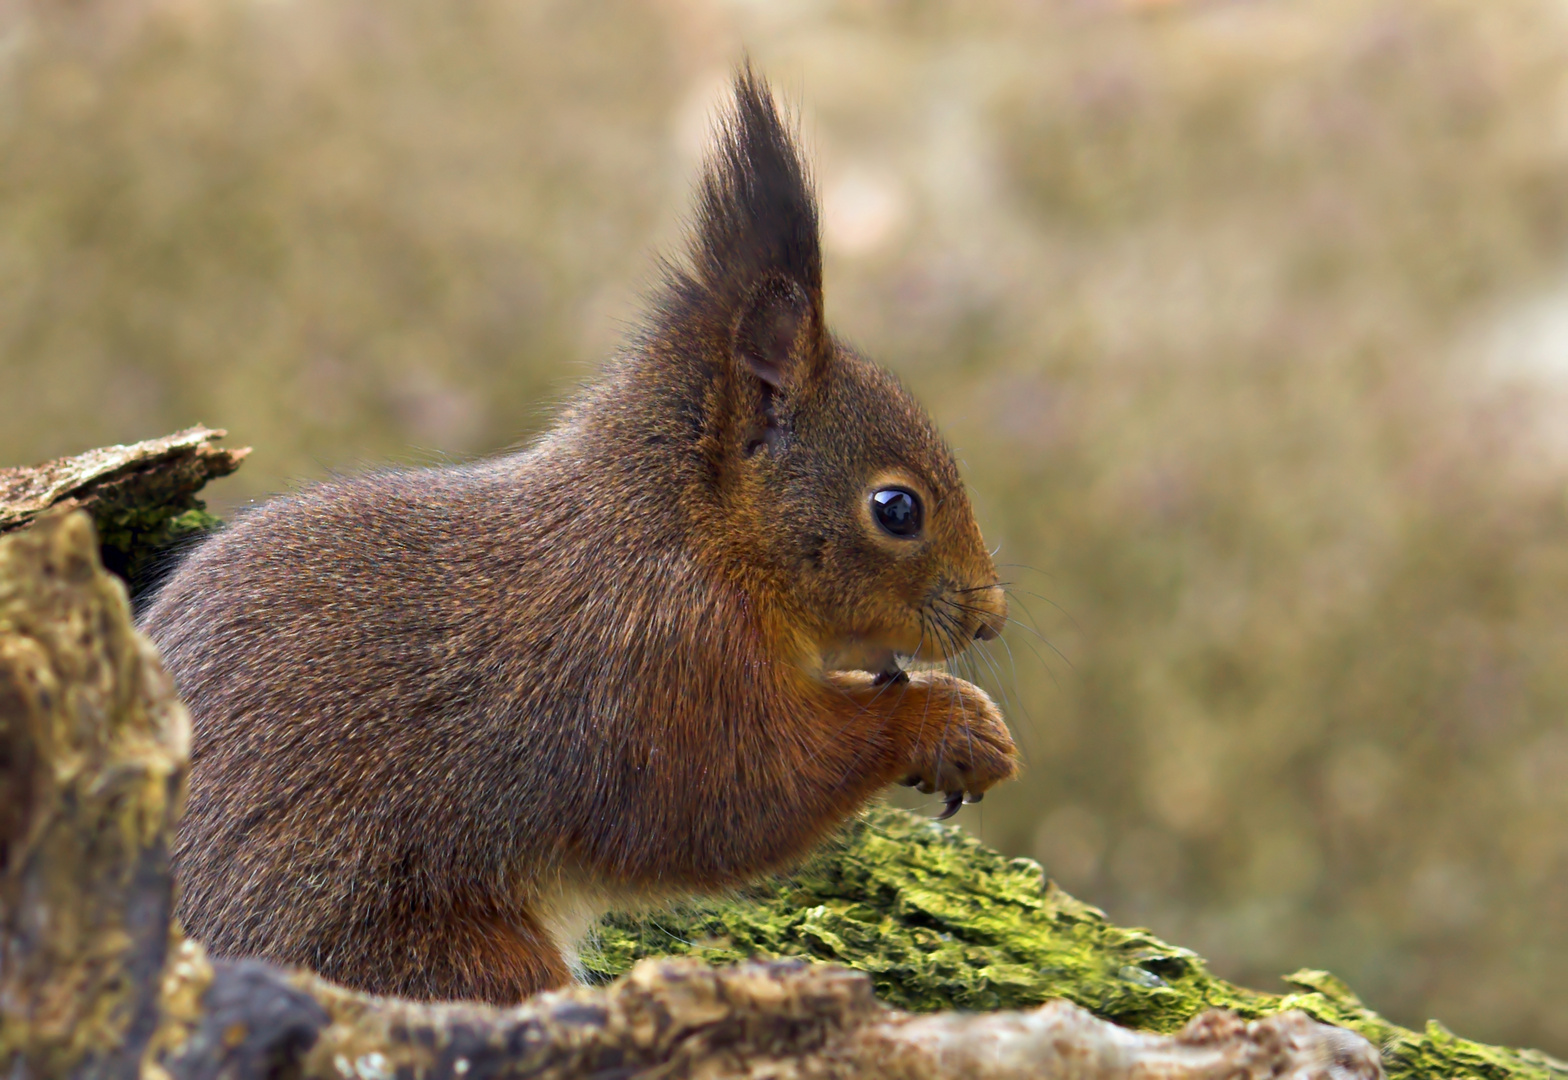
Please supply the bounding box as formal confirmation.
[5,0,1568,1054]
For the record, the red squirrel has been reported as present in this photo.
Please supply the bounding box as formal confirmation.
[140,68,1018,1005]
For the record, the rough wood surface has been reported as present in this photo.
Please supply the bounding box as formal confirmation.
[0,510,189,1078]
[0,427,247,589]
[0,426,245,530]
[142,945,1385,1080]
[0,512,1384,1080]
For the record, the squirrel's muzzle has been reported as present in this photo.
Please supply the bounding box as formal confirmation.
[966,584,1007,643]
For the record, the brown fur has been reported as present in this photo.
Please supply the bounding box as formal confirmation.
[139,67,1017,1004]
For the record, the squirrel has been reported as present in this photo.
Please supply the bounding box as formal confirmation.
[139,67,1018,1005]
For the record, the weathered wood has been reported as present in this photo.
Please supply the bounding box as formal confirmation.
[0,511,1384,1080]
[154,953,1380,1080]
[0,510,189,1078]
[0,427,247,590]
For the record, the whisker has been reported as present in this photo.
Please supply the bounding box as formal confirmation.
[929,606,978,782]
[969,639,1039,771]
[909,614,939,781]
[932,597,1060,738]
[983,625,1049,739]
[951,582,1012,594]
[997,584,1084,640]
[992,562,1060,583]
[940,597,1076,672]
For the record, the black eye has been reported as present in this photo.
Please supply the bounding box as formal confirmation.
[871,487,923,538]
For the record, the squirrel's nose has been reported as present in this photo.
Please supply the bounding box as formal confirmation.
[970,584,1007,641]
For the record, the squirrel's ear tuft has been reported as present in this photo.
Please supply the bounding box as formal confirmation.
[669,64,823,379]
[693,65,820,306]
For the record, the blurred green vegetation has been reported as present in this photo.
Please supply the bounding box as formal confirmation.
[6,0,1568,1056]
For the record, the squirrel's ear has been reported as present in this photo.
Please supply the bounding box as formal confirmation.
[659,64,824,390]
[733,274,816,389]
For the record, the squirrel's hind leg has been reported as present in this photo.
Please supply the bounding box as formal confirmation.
[359,900,574,1005]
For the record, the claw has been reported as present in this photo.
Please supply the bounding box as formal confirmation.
[936,792,964,820]
[901,775,920,787]
[964,792,984,804]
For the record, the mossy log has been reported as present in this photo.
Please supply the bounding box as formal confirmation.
[0,433,1562,1080]
[586,814,1568,1080]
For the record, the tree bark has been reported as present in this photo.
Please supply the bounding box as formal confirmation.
[0,510,187,1079]
[0,426,247,593]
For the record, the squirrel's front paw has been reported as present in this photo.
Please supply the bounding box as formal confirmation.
[900,672,1018,818]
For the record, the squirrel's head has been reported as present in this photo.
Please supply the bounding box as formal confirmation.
[643,66,1005,677]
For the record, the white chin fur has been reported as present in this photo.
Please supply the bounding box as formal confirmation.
[822,643,901,676]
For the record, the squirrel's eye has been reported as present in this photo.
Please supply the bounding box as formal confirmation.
[871,488,923,539]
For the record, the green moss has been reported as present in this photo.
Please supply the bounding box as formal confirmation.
[582,806,1568,1080]
[94,503,220,594]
